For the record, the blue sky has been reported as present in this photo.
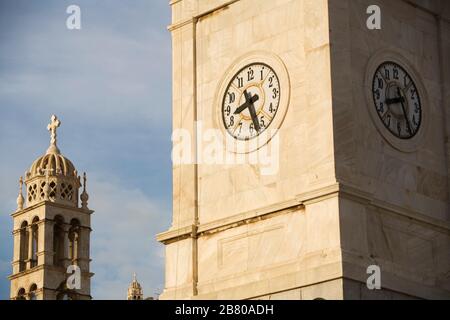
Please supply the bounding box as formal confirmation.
[0,0,172,299]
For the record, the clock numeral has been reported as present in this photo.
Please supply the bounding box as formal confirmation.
[260,67,264,81]
[229,116,235,127]
[397,121,402,136]
[385,68,390,80]
[393,67,399,80]
[269,103,275,114]
[228,92,235,104]
[414,102,420,114]
[374,89,381,100]
[272,88,279,99]
[225,105,231,117]
[377,78,384,89]
[237,77,244,88]
[384,114,391,127]
[268,76,274,88]
[403,75,409,87]
[249,123,254,135]
[260,116,266,128]
[376,102,384,113]
[247,68,254,82]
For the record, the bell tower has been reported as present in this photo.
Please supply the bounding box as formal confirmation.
[9,115,93,300]
[127,273,144,300]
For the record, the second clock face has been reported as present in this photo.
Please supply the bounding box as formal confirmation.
[222,63,281,141]
[372,61,422,139]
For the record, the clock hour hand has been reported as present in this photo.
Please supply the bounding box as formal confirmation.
[385,97,405,105]
[234,103,248,115]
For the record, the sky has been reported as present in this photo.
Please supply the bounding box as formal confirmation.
[0,0,172,299]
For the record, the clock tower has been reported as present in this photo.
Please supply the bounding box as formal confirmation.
[158,0,450,299]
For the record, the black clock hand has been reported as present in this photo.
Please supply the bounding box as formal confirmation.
[242,90,261,132]
[397,87,413,135]
[385,97,405,105]
[234,90,259,115]
[234,101,249,115]
[248,101,260,132]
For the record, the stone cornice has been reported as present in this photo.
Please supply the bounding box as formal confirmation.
[11,217,92,234]
[336,183,450,234]
[168,0,240,32]
[402,0,450,24]
[158,197,304,244]
[157,182,450,244]
[11,200,94,218]
[8,264,93,281]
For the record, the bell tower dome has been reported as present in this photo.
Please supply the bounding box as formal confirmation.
[25,115,81,209]
[127,273,144,300]
[9,115,94,300]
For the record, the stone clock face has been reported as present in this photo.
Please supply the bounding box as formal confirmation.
[372,61,422,139]
[222,63,281,141]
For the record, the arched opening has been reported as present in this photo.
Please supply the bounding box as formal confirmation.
[17,288,26,300]
[31,217,39,268]
[19,221,29,272]
[53,216,65,267]
[29,284,37,300]
[68,219,80,263]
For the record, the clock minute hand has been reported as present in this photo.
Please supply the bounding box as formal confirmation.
[397,87,413,135]
[242,90,261,132]
[248,102,260,132]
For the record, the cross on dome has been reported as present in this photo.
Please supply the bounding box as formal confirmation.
[46,115,61,154]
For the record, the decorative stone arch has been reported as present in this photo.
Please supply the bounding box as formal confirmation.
[28,284,38,300]
[16,288,26,300]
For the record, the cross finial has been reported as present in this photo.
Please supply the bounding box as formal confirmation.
[16,176,24,211]
[46,115,61,154]
[81,172,89,209]
[83,172,87,192]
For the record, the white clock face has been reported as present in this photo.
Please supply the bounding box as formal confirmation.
[372,61,422,139]
[222,63,281,141]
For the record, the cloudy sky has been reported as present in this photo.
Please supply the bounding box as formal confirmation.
[0,0,172,299]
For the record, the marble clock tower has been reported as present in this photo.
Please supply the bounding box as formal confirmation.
[158,0,450,299]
